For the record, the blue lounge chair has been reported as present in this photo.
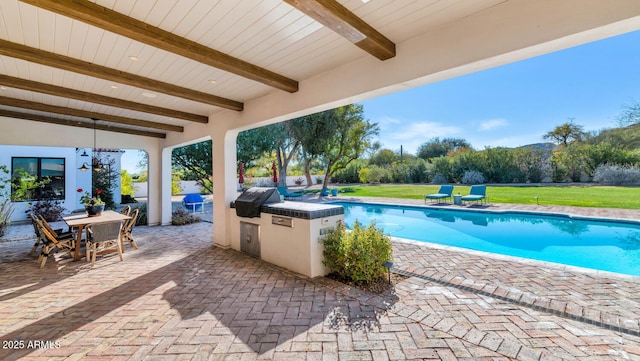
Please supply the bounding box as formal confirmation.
[277,186,303,200]
[183,193,205,213]
[424,185,454,204]
[461,185,488,205]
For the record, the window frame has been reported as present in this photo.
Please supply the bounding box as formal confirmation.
[11,157,66,201]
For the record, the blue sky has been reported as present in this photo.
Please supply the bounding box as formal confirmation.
[121,30,640,173]
[361,29,640,155]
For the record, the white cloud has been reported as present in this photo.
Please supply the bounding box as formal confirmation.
[477,118,508,132]
[377,119,462,154]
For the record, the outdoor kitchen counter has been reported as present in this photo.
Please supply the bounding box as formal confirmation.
[262,201,344,219]
[230,201,344,219]
[228,201,344,278]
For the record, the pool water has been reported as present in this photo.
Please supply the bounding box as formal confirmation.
[334,202,640,276]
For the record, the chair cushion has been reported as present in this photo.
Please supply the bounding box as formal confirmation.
[425,193,450,199]
[461,195,485,201]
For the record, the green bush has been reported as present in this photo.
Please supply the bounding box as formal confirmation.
[131,203,147,226]
[171,208,201,225]
[121,194,138,204]
[323,220,393,284]
[27,198,66,222]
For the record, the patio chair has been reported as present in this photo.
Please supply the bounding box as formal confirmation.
[33,216,75,268]
[119,205,131,216]
[424,185,454,204]
[276,186,302,200]
[85,221,124,267]
[461,185,488,205]
[183,193,205,213]
[120,208,139,251]
[28,214,45,257]
[37,214,73,238]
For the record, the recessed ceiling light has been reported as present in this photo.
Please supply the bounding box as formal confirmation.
[0,86,6,90]
[110,85,118,89]
[209,80,217,84]
[129,56,139,61]
[141,92,157,98]
[361,0,371,3]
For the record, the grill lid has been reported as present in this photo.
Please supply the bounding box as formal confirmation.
[235,187,281,218]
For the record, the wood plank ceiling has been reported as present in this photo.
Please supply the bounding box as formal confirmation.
[0,0,503,138]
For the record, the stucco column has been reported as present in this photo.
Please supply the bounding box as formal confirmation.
[212,129,239,248]
[160,147,173,226]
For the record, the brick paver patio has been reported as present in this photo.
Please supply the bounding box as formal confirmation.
[2,198,640,360]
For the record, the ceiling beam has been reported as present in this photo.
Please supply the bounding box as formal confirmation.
[0,96,184,133]
[284,0,395,60]
[0,39,243,111]
[0,109,166,138]
[0,74,208,124]
[20,0,299,93]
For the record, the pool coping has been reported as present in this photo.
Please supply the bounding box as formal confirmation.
[324,197,640,335]
[389,235,640,336]
[328,198,640,226]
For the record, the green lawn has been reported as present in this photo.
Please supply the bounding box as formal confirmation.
[334,184,640,210]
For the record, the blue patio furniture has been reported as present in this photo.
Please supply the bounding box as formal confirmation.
[424,185,454,204]
[183,193,205,213]
[277,186,302,200]
[461,185,488,205]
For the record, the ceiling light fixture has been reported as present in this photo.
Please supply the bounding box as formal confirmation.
[110,85,118,89]
[91,119,103,171]
[209,80,217,84]
[141,92,157,98]
[79,118,102,171]
[129,56,139,61]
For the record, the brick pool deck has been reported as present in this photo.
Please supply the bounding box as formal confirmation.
[2,197,640,360]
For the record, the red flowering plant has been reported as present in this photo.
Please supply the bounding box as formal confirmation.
[79,188,105,206]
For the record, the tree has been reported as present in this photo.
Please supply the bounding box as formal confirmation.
[417,137,470,160]
[318,104,379,191]
[617,99,640,127]
[92,154,119,210]
[238,122,300,187]
[237,127,278,167]
[121,169,135,196]
[273,123,300,187]
[543,120,585,146]
[291,111,336,187]
[172,140,213,193]
[368,149,398,166]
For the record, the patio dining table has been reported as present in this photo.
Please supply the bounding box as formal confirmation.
[63,210,131,261]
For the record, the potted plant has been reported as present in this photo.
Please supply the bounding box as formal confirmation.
[80,190,105,217]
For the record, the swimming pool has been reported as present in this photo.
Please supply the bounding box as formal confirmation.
[333,202,640,276]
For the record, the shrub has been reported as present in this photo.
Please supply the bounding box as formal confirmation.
[593,164,640,185]
[359,166,389,184]
[0,199,15,237]
[254,178,276,187]
[131,203,147,226]
[27,198,66,222]
[171,208,201,225]
[332,161,362,183]
[462,170,485,185]
[390,163,411,183]
[323,220,393,285]
[121,194,138,204]
[431,174,448,185]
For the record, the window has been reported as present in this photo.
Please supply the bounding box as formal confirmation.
[11,157,65,201]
